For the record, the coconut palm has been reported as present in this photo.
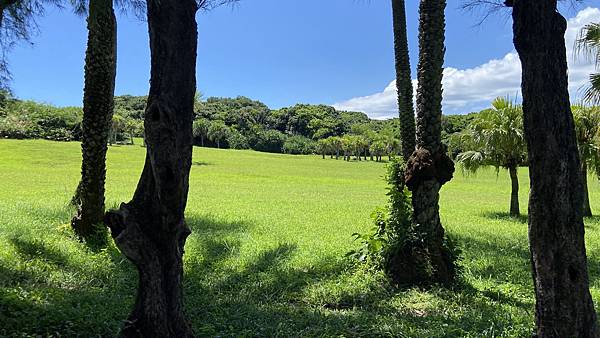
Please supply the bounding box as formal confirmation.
[572,105,600,216]
[456,97,526,216]
[576,22,600,104]
[391,0,415,162]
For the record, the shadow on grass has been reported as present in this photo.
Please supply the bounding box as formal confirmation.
[0,235,136,336]
[9,212,600,337]
[481,211,528,224]
[192,161,213,167]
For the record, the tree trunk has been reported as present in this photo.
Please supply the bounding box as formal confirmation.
[336,149,339,160]
[71,0,117,241]
[582,161,593,217]
[509,166,520,216]
[404,0,455,286]
[201,136,204,147]
[104,0,198,337]
[392,0,416,162]
[510,1,598,336]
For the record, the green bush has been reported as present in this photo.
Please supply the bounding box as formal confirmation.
[0,100,82,141]
[282,135,316,155]
[227,129,250,149]
[249,129,287,153]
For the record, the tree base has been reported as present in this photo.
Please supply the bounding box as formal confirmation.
[106,204,194,338]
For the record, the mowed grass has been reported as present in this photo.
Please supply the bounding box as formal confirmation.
[2,139,600,337]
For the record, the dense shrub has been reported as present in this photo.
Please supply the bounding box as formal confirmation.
[227,129,250,149]
[0,100,82,141]
[282,135,316,155]
[249,129,287,153]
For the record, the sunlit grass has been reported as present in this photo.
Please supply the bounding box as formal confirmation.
[1,139,599,337]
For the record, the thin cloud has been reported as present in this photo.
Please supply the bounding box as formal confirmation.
[333,7,599,119]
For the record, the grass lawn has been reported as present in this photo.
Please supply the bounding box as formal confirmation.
[1,139,600,337]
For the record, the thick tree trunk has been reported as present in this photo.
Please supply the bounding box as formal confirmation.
[404,0,455,286]
[104,0,198,337]
[392,0,416,162]
[509,166,520,216]
[71,0,117,240]
[510,1,598,336]
[582,161,593,217]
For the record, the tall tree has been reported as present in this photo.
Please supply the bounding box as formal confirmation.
[404,0,456,285]
[573,105,600,217]
[456,97,526,216]
[104,0,198,335]
[71,0,117,241]
[391,0,415,162]
[508,0,598,336]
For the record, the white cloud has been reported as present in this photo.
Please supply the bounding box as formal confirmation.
[333,7,599,119]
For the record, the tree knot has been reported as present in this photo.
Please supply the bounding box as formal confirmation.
[404,148,455,190]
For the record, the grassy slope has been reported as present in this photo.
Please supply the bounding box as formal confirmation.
[1,139,600,337]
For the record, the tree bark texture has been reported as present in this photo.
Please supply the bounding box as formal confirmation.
[582,161,592,217]
[104,0,198,337]
[510,0,599,336]
[72,0,117,239]
[403,0,456,285]
[392,0,416,162]
[509,166,520,216]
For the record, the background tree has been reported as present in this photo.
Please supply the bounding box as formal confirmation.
[207,120,230,148]
[192,117,210,146]
[456,97,526,216]
[572,104,600,217]
[575,22,600,104]
[508,0,598,336]
[370,140,386,162]
[71,0,117,242]
[391,0,416,161]
[403,0,456,285]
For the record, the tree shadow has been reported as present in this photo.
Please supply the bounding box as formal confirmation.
[0,234,136,336]
[192,161,213,167]
[481,211,528,224]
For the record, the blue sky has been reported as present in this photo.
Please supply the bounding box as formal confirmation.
[7,0,599,118]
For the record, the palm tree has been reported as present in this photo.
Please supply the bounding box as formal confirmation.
[456,97,526,216]
[391,0,415,162]
[572,105,600,216]
[330,136,343,160]
[575,23,600,104]
[207,120,229,148]
[403,0,456,285]
[192,118,210,146]
[71,0,117,242]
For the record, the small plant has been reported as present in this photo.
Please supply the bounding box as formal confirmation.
[348,158,461,287]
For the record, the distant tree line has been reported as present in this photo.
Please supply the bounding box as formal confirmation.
[0,91,481,159]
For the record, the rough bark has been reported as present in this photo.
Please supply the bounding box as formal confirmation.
[403,0,456,286]
[509,166,520,216]
[510,0,599,336]
[104,0,198,337]
[71,0,117,240]
[582,161,592,217]
[392,0,416,162]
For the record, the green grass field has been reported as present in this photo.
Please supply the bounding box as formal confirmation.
[2,139,600,337]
